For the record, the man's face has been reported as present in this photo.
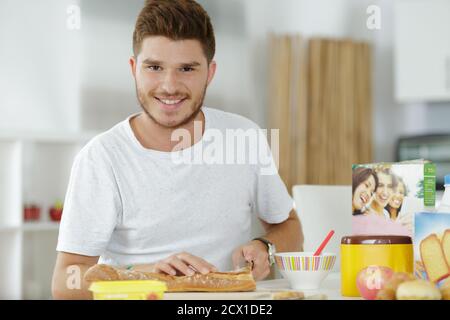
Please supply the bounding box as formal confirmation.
[374,172,394,207]
[130,36,216,128]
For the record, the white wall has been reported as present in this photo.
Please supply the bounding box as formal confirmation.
[0,0,144,133]
[78,0,144,131]
[0,0,81,132]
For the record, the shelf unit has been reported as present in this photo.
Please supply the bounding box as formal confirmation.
[0,131,96,299]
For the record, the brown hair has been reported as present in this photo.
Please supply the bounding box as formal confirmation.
[352,167,379,197]
[374,167,399,190]
[352,167,379,215]
[133,0,216,63]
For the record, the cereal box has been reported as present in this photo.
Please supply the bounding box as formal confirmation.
[352,160,436,237]
[414,212,450,286]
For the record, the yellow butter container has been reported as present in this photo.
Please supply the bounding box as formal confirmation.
[341,235,413,297]
[89,280,167,300]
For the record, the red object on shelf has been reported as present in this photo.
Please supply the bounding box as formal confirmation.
[49,207,63,221]
[49,200,64,222]
[24,205,41,221]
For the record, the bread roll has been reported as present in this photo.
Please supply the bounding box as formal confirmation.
[84,264,256,292]
[375,272,415,300]
[396,280,442,300]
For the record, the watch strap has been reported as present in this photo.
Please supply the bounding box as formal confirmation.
[252,237,276,266]
[253,237,272,249]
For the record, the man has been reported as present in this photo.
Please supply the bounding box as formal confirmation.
[52,0,303,300]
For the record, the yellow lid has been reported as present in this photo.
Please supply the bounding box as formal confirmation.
[89,280,167,294]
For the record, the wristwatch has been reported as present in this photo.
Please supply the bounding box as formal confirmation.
[253,237,276,266]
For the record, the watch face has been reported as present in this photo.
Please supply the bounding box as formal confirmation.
[269,243,276,254]
[254,238,276,259]
[268,243,276,266]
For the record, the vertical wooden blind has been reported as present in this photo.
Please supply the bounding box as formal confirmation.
[269,35,373,192]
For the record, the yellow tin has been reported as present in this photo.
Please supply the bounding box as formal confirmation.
[89,280,167,300]
[341,235,413,297]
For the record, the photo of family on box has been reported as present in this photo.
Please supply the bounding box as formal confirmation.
[351,160,436,237]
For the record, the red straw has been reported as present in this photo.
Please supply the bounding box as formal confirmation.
[313,230,335,256]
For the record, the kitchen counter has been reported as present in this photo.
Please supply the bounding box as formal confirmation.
[165,272,359,300]
[257,272,358,300]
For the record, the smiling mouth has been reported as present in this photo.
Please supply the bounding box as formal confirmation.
[360,194,369,204]
[392,199,402,207]
[155,97,187,110]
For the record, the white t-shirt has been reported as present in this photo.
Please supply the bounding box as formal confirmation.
[56,107,293,271]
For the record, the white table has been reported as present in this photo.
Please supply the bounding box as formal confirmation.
[257,272,358,300]
[165,272,360,300]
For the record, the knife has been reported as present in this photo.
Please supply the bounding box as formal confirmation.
[235,255,254,271]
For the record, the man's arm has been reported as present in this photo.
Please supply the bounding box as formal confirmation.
[259,209,304,252]
[232,209,304,280]
[52,252,99,300]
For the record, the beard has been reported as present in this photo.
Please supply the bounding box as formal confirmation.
[135,82,207,129]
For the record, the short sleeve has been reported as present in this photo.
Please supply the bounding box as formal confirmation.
[252,129,294,224]
[56,143,122,256]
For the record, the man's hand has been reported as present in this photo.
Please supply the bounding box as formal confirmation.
[232,240,270,281]
[146,252,218,276]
